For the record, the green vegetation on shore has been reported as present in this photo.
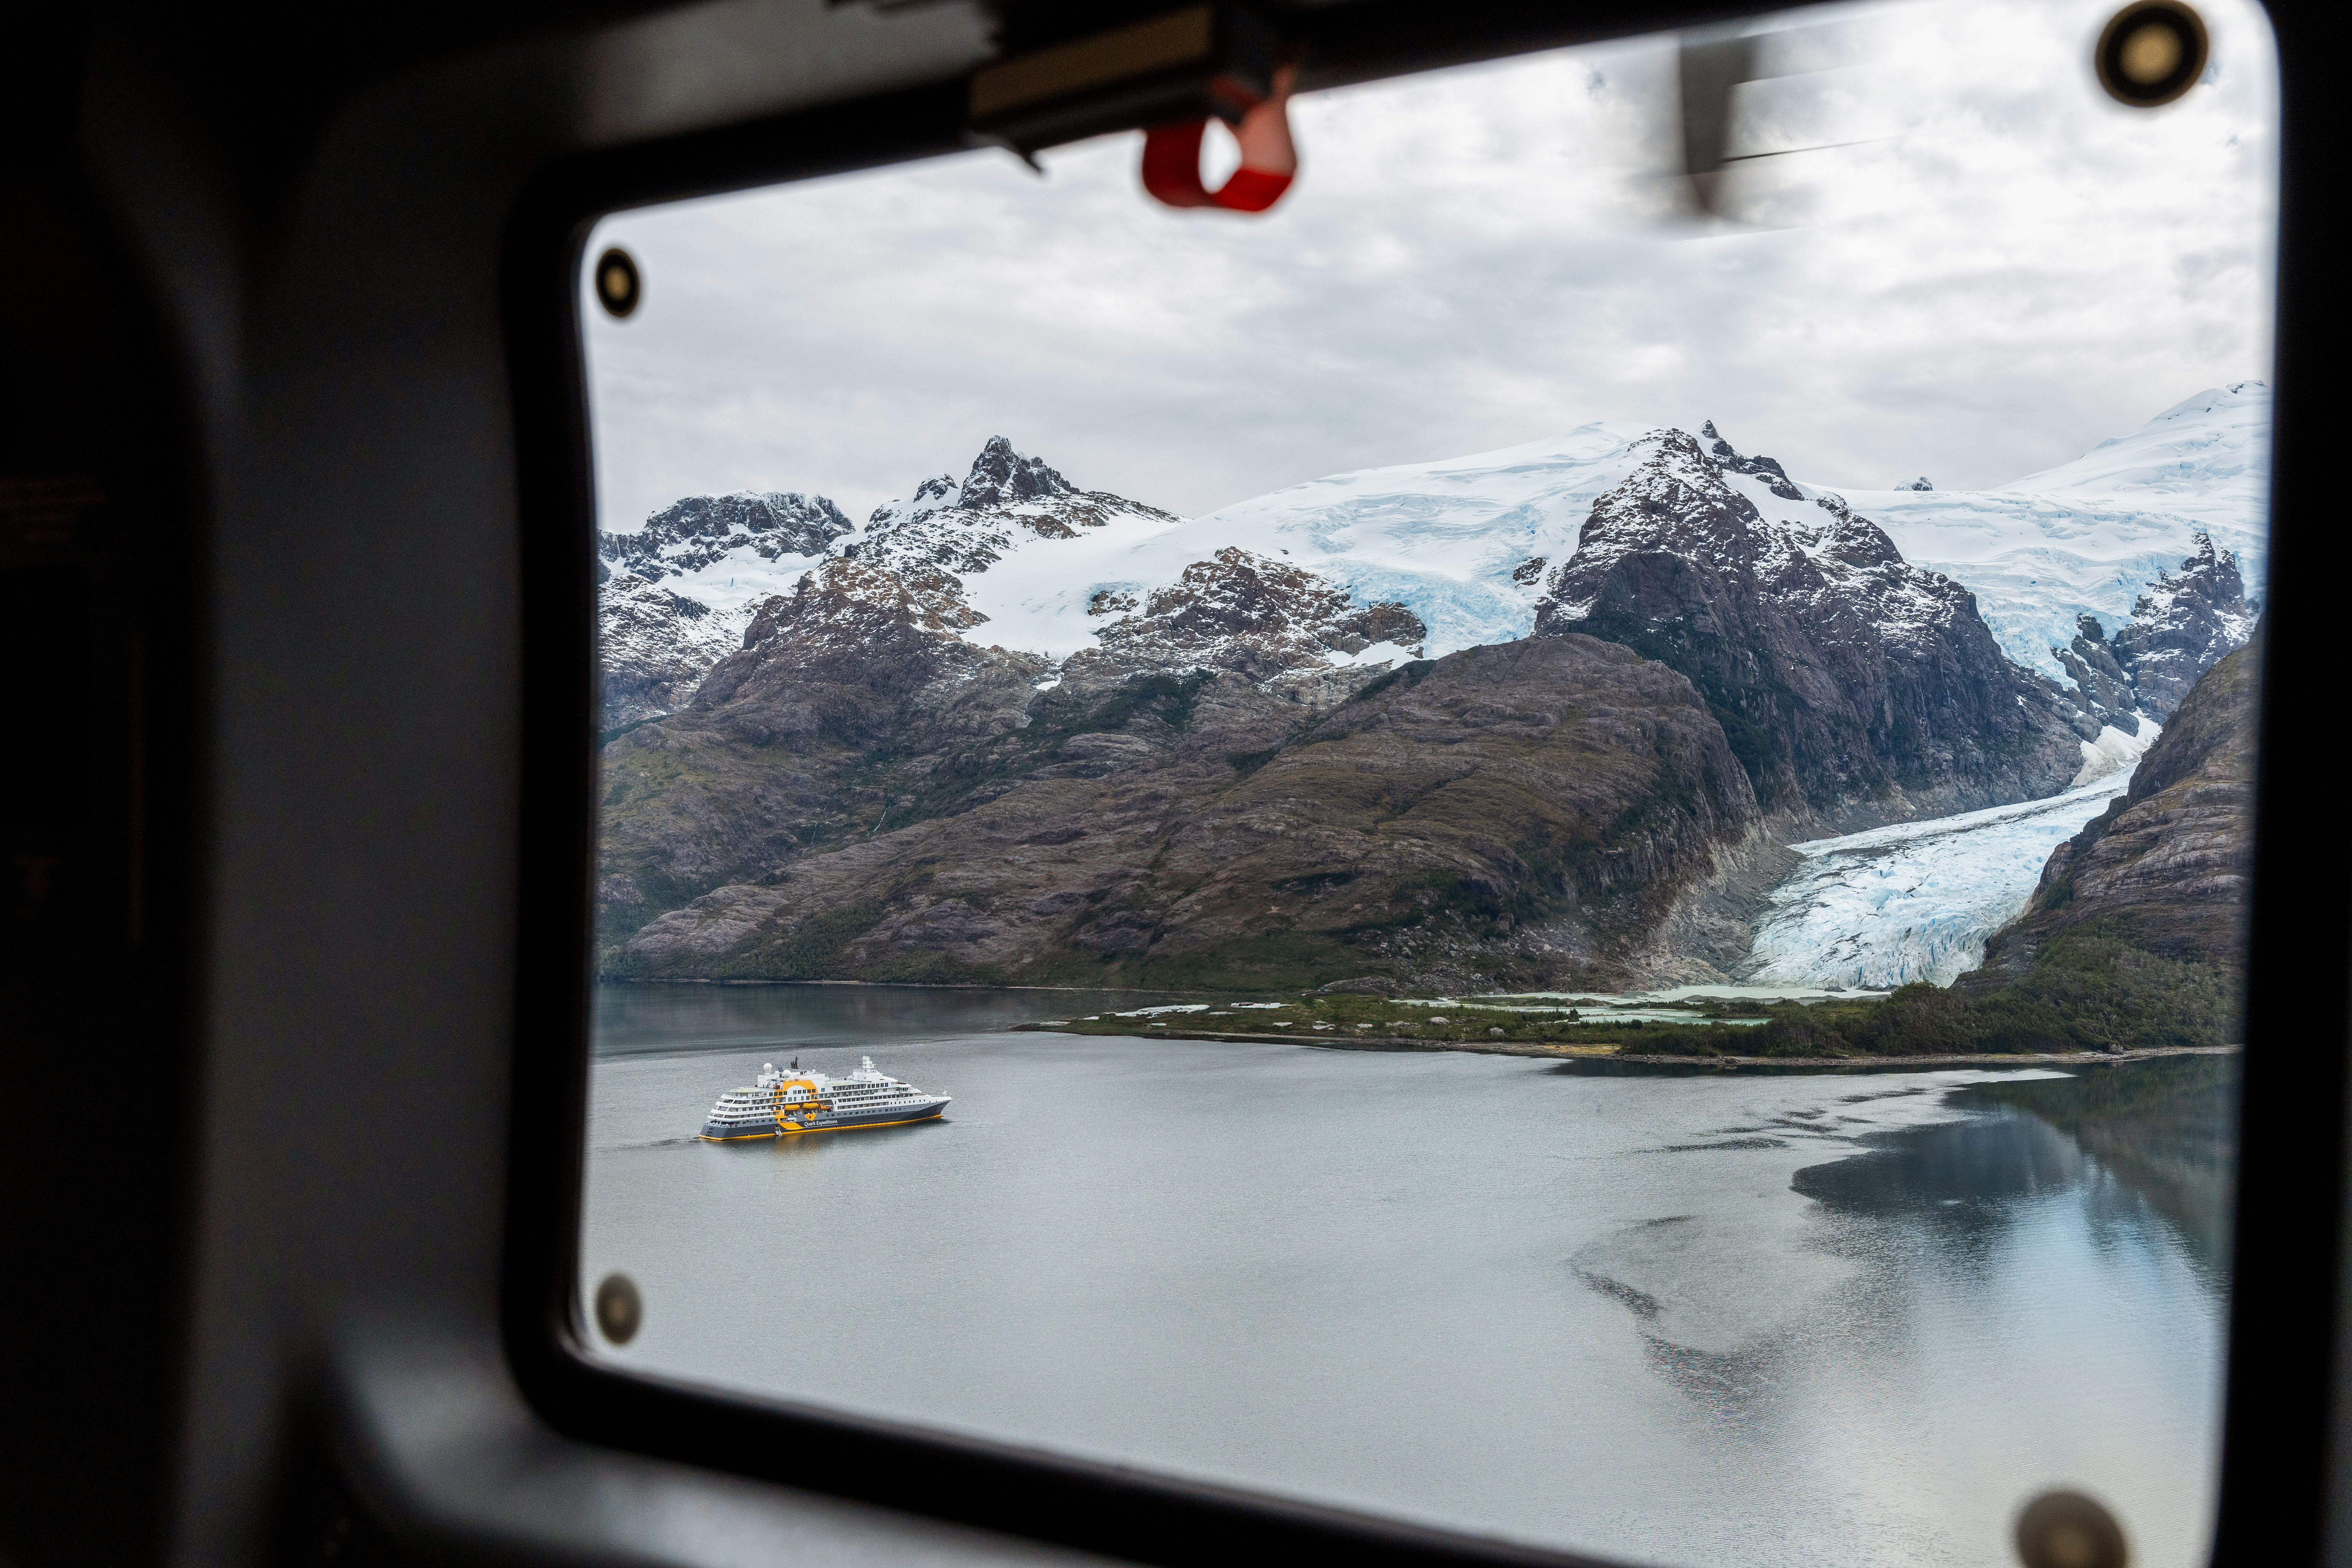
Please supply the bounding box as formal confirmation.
[1630,930,2237,1057]
[1038,926,2239,1058]
[1037,991,1654,1048]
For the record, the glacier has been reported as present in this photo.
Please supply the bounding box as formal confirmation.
[1740,756,2151,991]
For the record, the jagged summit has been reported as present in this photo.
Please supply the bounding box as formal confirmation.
[848,441,1185,638]
[600,490,853,583]
[958,435,1078,509]
[1069,546,1426,687]
[1534,429,2081,817]
[861,439,1176,564]
[868,438,1082,530]
[1698,419,1805,500]
[2053,531,2254,726]
[1895,476,1934,491]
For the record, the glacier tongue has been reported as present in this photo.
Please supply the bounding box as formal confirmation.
[2073,722,2155,786]
[1742,763,2147,990]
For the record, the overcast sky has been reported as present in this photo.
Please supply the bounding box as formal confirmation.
[582,0,2278,531]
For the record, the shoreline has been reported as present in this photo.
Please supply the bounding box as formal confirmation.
[598,976,1195,993]
[1022,1025,2242,1070]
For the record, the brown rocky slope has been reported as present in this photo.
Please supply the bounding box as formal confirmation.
[595,548,1433,953]
[596,557,1050,941]
[614,635,1761,992]
[1969,624,2261,985]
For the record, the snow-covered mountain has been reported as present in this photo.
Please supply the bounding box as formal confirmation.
[1842,382,2269,678]
[1174,384,2269,683]
[598,572,745,726]
[595,436,1434,725]
[598,490,853,725]
[589,394,2266,992]
[1528,429,2085,818]
[2051,533,2256,726]
[597,385,2265,743]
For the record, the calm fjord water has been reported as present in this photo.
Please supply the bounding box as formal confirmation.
[582,984,2232,1568]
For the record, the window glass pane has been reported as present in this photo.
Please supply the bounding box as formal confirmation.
[578,1,2272,1561]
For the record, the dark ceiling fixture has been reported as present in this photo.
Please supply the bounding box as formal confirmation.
[965,2,1281,161]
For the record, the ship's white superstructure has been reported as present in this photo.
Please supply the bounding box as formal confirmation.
[698,1056,950,1140]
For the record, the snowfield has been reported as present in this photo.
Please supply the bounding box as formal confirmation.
[1826,383,2270,677]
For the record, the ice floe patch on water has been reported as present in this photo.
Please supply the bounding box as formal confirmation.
[1742,766,2144,989]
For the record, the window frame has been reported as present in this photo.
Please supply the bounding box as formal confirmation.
[500,3,2346,1562]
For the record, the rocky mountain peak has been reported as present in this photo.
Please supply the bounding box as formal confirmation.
[1819,509,1906,570]
[2053,530,2255,725]
[1697,420,1805,501]
[595,490,858,726]
[1895,476,1934,491]
[600,490,854,583]
[760,556,987,647]
[956,436,1078,509]
[1533,428,2079,816]
[858,440,1180,592]
[1068,546,1426,687]
[687,556,1001,729]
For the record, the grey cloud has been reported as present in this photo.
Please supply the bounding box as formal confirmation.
[582,0,2277,531]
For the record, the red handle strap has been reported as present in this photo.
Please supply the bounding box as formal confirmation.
[1140,67,1298,214]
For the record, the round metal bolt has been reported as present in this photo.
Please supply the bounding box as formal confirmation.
[2118,21,2182,83]
[594,247,641,319]
[2016,1490,2127,1568]
[594,1272,642,1345]
[2095,1,2208,107]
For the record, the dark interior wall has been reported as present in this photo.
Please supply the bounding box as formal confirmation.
[4,2,2342,1565]
[59,4,992,1562]
[0,151,205,1568]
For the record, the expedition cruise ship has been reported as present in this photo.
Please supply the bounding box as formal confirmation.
[698,1057,951,1140]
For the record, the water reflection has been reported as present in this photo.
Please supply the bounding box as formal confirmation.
[1558,1054,2234,1561]
[584,988,2235,1568]
[1954,1057,2238,1274]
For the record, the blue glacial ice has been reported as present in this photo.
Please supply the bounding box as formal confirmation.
[1741,767,2142,990]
